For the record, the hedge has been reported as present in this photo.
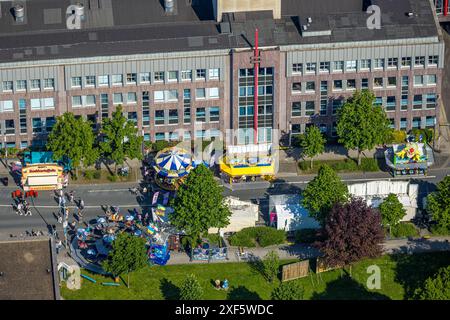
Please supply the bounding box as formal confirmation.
[228,227,286,248]
[390,222,419,238]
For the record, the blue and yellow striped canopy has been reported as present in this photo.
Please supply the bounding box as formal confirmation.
[153,147,194,178]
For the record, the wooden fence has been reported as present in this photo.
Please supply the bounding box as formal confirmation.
[281,260,310,282]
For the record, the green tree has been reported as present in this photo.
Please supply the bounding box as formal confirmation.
[300,125,326,169]
[101,232,148,288]
[427,176,450,231]
[336,90,391,165]
[170,165,231,245]
[46,112,98,175]
[179,274,203,300]
[262,251,280,283]
[271,281,304,300]
[302,165,349,227]
[379,193,406,236]
[99,105,143,172]
[414,265,450,300]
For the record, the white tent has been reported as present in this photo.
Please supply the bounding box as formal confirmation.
[209,197,259,233]
[269,194,320,231]
[348,181,419,221]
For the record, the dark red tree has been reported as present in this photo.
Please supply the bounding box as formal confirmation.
[317,198,384,271]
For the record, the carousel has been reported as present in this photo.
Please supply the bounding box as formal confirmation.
[153,147,196,190]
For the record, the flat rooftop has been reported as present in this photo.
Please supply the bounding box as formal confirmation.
[0,0,440,64]
[0,238,59,300]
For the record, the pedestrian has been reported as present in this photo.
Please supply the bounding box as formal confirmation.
[79,199,85,210]
[57,215,62,224]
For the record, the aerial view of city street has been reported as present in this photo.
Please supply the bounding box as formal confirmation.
[0,0,449,313]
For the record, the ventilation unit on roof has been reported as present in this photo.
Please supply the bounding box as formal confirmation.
[165,0,175,13]
[307,17,312,24]
[75,3,85,17]
[13,4,24,22]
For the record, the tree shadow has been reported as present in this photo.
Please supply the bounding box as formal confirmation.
[311,274,391,300]
[159,278,180,300]
[227,286,261,300]
[390,252,450,299]
[247,256,265,278]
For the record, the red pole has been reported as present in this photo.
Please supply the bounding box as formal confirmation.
[445,0,449,16]
[253,28,259,144]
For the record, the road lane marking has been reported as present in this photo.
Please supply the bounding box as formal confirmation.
[87,189,131,193]
[0,204,153,208]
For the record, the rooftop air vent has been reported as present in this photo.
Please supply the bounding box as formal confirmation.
[307,17,312,24]
[13,4,24,22]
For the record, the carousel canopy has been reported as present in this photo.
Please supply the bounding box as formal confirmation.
[154,147,194,178]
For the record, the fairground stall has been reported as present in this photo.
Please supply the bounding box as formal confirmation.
[21,164,65,191]
[384,142,434,177]
[219,143,276,185]
[153,147,196,190]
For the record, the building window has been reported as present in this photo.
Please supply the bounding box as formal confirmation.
[374,59,384,69]
[71,77,81,88]
[374,97,383,107]
[374,77,383,88]
[412,117,421,129]
[209,107,220,122]
[167,90,178,101]
[168,71,178,82]
[85,76,96,87]
[401,95,408,110]
[43,78,55,89]
[292,82,302,93]
[305,101,315,116]
[413,95,423,109]
[387,58,398,68]
[401,57,412,68]
[45,117,56,132]
[332,100,343,115]
[209,68,219,80]
[168,110,178,124]
[292,102,301,117]
[426,116,436,128]
[98,75,109,86]
[196,108,206,123]
[2,81,13,92]
[333,80,343,91]
[427,74,437,86]
[292,63,303,74]
[0,100,13,112]
[155,110,165,125]
[400,118,407,129]
[426,94,437,109]
[320,100,327,115]
[428,55,439,66]
[32,118,42,133]
[196,88,206,99]
[196,69,206,80]
[361,78,369,89]
[414,75,424,86]
[112,74,123,86]
[414,56,425,67]
[154,71,164,82]
[85,95,96,106]
[333,61,344,72]
[360,59,371,70]
[4,119,15,134]
[31,98,54,110]
[155,132,166,141]
[305,81,315,92]
[113,93,123,105]
[346,60,357,72]
[402,76,409,87]
[140,73,150,83]
[127,92,137,104]
[346,79,356,90]
[209,87,219,99]
[306,62,317,74]
[386,96,396,111]
[72,96,82,107]
[126,73,137,84]
[387,77,397,87]
[319,62,330,73]
[30,79,41,90]
[181,70,192,81]
[154,91,164,102]
[320,81,328,93]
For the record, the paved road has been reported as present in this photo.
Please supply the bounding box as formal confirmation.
[0,167,448,238]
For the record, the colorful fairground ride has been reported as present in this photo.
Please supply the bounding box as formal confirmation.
[385,136,434,177]
[219,143,277,185]
[152,146,198,190]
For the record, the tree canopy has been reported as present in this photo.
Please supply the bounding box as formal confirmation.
[101,232,148,288]
[379,193,406,233]
[318,198,384,269]
[262,251,280,283]
[302,165,349,227]
[46,112,98,169]
[99,105,143,168]
[170,165,231,244]
[427,176,450,231]
[414,265,450,300]
[336,90,391,165]
[179,274,204,300]
[300,125,326,169]
[271,281,304,300]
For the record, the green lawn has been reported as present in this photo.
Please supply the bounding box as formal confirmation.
[298,158,380,174]
[61,252,450,300]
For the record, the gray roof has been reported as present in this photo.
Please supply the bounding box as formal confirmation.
[0,0,440,64]
[0,238,59,300]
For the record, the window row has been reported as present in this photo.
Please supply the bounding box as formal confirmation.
[70,69,220,88]
[292,55,439,74]
[1,78,55,93]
